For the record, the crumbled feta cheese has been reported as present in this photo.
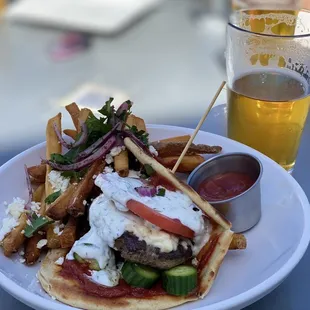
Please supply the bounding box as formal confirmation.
[105,154,114,164]
[6,198,26,219]
[38,231,44,235]
[53,222,64,236]
[30,202,40,212]
[26,219,32,226]
[149,145,158,156]
[19,258,26,264]
[110,146,125,157]
[53,226,60,235]
[19,250,25,256]
[55,257,64,266]
[37,239,47,249]
[192,258,198,266]
[83,200,87,206]
[21,230,25,234]
[104,166,114,174]
[0,217,19,241]
[48,171,70,193]
[180,240,189,249]
[92,174,98,180]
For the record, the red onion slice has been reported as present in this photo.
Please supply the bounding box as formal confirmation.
[53,122,73,149]
[135,186,156,197]
[43,136,116,171]
[121,131,153,157]
[71,120,88,148]
[116,100,132,118]
[24,165,33,211]
[76,123,119,161]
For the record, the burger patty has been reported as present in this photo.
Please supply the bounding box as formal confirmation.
[114,232,192,269]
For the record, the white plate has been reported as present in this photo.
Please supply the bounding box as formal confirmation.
[0,125,310,310]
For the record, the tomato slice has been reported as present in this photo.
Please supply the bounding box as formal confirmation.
[126,199,194,239]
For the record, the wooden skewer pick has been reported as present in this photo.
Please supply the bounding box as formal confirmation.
[172,81,226,174]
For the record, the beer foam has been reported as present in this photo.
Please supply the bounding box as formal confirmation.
[235,11,310,36]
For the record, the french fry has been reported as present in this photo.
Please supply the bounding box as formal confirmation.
[229,234,247,250]
[63,129,77,140]
[46,224,61,249]
[65,102,80,131]
[45,113,62,198]
[33,184,45,203]
[114,114,147,177]
[126,114,147,131]
[158,135,191,144]
[79,108,91,124]
[60,217,77,248]
[126,114,136,127]
[133,116,146,132]
[114,150,129,177]
[158,155,205,173]
[39,189,47,217]
[151,141,222,157]
[24,189,48,262]
[28,164,47,183]
[46,184,76,220]
[2,213,27,257]
[67,160,105,217]
[24,232,45,265]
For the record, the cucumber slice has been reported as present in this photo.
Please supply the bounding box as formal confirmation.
[162,265,197,296]
[88,260,101,271]
[73,252,85,263]
[73,253,100,271]
[122,261,160,288]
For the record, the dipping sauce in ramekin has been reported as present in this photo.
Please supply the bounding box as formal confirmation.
[198,172,256,202]
[187,153,263,233]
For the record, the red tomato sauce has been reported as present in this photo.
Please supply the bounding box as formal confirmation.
[197,234,220,273]
[149,173,176,191]
[198,172,255,202]
[60,260,167,298]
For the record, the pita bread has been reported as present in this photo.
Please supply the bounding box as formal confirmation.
[38,249,196,310]
[38,137,234,309]
[39,225,232,310]
[124,137,231,230]
[197,226,233,298]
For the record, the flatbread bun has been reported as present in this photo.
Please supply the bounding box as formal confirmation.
[38,249,196,310]
[39,226,232,310]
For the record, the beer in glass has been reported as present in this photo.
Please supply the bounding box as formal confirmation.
[226,10,310,172]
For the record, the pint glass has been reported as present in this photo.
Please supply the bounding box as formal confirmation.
[226,10,310,172]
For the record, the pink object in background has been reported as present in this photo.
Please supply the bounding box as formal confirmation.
[49,32,91,61]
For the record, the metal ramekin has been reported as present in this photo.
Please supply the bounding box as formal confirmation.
[187,153,263,233]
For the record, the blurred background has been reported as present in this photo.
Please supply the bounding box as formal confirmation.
[0,0,310,164]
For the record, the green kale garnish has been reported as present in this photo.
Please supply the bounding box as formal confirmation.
[61,169,87,181]
[144,164,155,176]
[45,190,61,204]
[129,125,149,146]
[156,188,166,196]
[97,97,115,120]
[24,214,53,238]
